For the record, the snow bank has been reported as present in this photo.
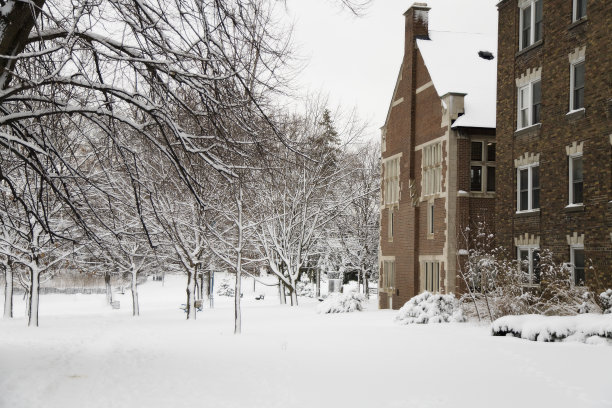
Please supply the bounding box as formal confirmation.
[317,291,366,314]
[492,314,612,344]
[395,292,465,324]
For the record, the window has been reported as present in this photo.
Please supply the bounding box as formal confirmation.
[517,80,541,129]
[570,61,585,111]
[381,260,395,290]
[518,246,540,284]
[517,164,540,212]
[573,0,586,21]
[422,261,440,293]
[519,0,543,50]
[470,141,496,192]
[388,210,394,241]
[570,246,585,286]
[568,154,583,205]
[383,156,400,206]
[422,143,442,196]
[427,202,434,235]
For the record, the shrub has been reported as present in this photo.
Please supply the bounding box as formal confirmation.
[217,277,235,297]
[395,292,465,324]
[317,291,366,314]
[600,289,612,314]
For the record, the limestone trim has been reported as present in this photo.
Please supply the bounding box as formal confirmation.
[514,152,540,167]
[392,97,404,107]
[568,46,586,64]
[515,67,542,88]
[415,135,446,151]
[566,232,585,246]
[609,134,612,146]
[416,81,434,94]
[565,141,583,156]
[418,254,445,262]
[514,233,540,247]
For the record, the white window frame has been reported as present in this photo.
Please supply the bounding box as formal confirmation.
[517,245,540,285]
[516,163,540,213]
[569,59,585,112]
[422,142,442,197]
[383,155,401,206]
[517,80,541,130]
[421,261,440,293]
[519,0,543,50]
[381,259,395,291]
[470,141,496,193]
[570,245,585,286]
[568,153,583,205]
[572,0,586,22]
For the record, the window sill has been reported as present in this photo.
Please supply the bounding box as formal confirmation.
[515,209,540,217]
[516,40,543,58]
[564,204,585,213]
[469,191,496,198]
[566,108,585,121]
[514,123,541,138]
[568,16,587,31]
[427,233,434,240]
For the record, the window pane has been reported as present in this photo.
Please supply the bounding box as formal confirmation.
[487,143,496,162]
[471,166,482,191]
[522,6,531,48]
[471,142,483,161]
[572,156,583,203]
[532,166,540,209]
[520,250,529,274]
[573,62,585,109]
[532,81,541,123]
[576,0,586,19]
[487,166,496,192]
[533,250,541,283]
[574,248,585,285]
[534,0,543,42]
[520,169,529,210]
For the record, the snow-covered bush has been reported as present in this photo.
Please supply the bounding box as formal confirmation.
[317,291,366,314]
[458,221,600,321]
[395,292,465,324]
[217,277,235,297]
[600,289,612,314]
[491,314,612,344]
[296,274,315,298]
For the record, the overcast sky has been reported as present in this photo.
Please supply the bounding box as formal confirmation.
[279,1,411,140]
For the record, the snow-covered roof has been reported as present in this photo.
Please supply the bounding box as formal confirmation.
[414,0,498,128]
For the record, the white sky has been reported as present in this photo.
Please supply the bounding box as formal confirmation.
[279,0,411,140]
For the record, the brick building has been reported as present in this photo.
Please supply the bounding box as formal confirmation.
[495,0,612,290]
[379,1,498,309]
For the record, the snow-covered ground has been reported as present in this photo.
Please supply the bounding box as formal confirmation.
[1,275,611,408]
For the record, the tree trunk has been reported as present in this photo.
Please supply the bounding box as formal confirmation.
[316,269,320,298]
[289,279,298,306]
[3,266,13,319]
[104,271,113,305]
[364,269,370,299]
[209,270,214,308]
[131,270,139,316]
[28,269,40,327]
[279,278,286,305]
[202,270,210,308]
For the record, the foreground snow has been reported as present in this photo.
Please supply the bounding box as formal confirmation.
[1,276,612,408]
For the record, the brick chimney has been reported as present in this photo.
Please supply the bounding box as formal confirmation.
[404,2,430,56]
